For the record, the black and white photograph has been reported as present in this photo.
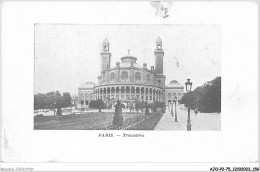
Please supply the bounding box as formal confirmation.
[1,1,258,171]
[34,24,221,130]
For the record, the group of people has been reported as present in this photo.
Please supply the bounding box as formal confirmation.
[167,104,199,116]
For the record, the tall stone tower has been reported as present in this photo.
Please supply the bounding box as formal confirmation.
[100,38,112,74]
[154,37,164,75]
[154,37,166,101]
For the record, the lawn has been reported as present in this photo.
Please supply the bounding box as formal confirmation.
[34,111,141,130]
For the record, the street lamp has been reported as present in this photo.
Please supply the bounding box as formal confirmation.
[174,95,178,122]
[171,101,173,117]
[53,101,57,116]
[185,79,192,131]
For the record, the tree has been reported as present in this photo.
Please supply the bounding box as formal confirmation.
[112,100,124,127]
[134,100,141,115]
[34,91,74,111]
[144,102,149,115]
[46,92,55,96]
[148,101,166,113]
[54,95,66,108]
[56,107,62,116]
[140,100,146,113]
[89,99,105,112]
[148,101,157,112]
[55,91,61,96]
[198,77,221,113]
[179,77,221,113]
[63,92,72,106]
[134,100,145,114]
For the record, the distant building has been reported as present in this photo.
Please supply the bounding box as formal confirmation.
[165,80,184,106]
[71,95,79,106]
[78,82,95,107]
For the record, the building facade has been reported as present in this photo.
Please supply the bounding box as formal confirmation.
[78,82,95,107]
[78,37,183,108]
[165,80,184,106]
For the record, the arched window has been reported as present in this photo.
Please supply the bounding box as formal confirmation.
[122,71,128,80]
[126,87,130,93]
[168,93,171,98]
[80,93,84,100]
[110,72,115,82]
[136,87,140,94]
[135,72,141,81]
[103,45,108,51]
[80,93,84,105]
[131,87,135,93]
[178,93,182,97]
[121,87,125,93]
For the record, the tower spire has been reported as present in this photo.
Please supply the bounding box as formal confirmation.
[154,36,164,75]
[100,38,112,74]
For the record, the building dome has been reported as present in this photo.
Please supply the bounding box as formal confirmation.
[119,61,142,68]
[78,82,95,90]
[166,80,184,89]
[121,55,137,63]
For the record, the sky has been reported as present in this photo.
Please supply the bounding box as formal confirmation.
[34,24,221,96]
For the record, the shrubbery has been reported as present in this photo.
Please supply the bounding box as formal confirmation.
[179,77,221,113]
[89,99,106,112]
[112,100,124,127]
[34,91,72,110]
[148,100,166,112]
[104,112,162,130]
[134,100,145,114]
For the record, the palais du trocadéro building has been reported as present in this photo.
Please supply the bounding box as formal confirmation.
[77,37,184,107]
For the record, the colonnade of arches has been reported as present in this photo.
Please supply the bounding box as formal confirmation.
[78,93,94,106]
[94,86,163,102]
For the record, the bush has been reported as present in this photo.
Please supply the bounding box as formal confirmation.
[34,91,72,110]
[179,77,221,113]
[134,100,145,114]
[148,101,166,112]
[35,114,44,117]
[112,100,123,127]
[56,107,62,116]
[89,99,106,111]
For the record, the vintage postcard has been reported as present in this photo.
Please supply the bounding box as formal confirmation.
[34,24,221,131]
[1,1,258,171]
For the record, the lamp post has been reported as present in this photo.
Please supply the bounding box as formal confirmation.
[171,101,173,117]
[174,96,178,122]
[53,101,57,116]
[185,79,192,131]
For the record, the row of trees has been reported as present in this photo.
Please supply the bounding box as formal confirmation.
[89,99,165,113]
[134,100,165,114]
[179,77,221,113]
[34,91,72,110]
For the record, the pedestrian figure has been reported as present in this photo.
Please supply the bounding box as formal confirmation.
[194,108,199,116]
